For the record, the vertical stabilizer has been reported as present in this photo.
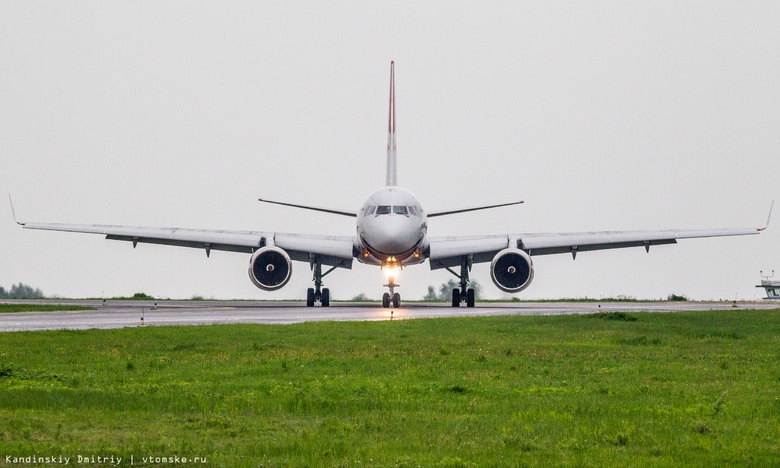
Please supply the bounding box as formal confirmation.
[386,61,397,186]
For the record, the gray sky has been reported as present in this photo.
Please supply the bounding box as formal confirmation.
[1,2,778,301]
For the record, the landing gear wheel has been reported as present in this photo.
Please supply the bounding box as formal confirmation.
[445,256,475,308]
[309,256,339,307]
[382,292,390,308]
[466,288,475,308]
[306,288,315,307]
[392,293,400,308]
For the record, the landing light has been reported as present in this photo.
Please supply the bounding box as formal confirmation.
[384,266,400,278]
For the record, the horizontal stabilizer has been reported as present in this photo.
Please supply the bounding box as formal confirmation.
[258,198,357,217]
[428,200,524,218]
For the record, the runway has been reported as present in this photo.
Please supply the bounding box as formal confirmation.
[1,299,778,332]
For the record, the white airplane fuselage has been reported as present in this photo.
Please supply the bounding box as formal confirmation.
[356,186,428,268]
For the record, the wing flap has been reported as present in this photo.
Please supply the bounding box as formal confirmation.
[275,233,355,268]
[520,228,759,255]
[429,236,508,259]
[24,223,266,249]
[428,235,508,270]
[104,234,255,254]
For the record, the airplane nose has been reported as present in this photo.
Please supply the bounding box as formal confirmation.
[366,216,421,255]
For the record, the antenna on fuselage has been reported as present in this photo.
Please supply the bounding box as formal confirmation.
[386,61,397,187]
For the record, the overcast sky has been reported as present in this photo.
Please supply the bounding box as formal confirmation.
[1,2,778,301]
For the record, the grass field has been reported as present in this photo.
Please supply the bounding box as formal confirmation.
[0,304,95,313]
[1,310,779,466]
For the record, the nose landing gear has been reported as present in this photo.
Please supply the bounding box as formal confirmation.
[382,276,401,308]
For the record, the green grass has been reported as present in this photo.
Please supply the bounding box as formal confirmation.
[0,304,95,313]
[1,310,780,466]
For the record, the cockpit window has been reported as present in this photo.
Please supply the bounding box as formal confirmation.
[374,205,416,215]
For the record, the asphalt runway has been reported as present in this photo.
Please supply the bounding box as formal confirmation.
[1,299,778,332]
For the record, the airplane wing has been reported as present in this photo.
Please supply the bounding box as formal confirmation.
[18,222,355,268]
[428,227,763,270]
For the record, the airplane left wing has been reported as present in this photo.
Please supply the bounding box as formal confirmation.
[18,222,355,268]
[428,227,764,270]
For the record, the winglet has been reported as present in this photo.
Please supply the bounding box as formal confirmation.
[758,199,774,231]
[386,61,397,187]
[8,195,24,226]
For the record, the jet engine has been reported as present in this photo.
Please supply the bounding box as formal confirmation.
[248,246,292,291]
[490,248,534,293]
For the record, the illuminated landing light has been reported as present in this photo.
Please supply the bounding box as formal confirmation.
[383,255,401,277]
[384,266,400,278]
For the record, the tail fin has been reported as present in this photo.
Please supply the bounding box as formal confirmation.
[385,61,397,186]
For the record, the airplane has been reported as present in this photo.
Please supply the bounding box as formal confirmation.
[11,62,773,308]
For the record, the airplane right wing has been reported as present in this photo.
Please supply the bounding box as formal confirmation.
[17,221,355,268]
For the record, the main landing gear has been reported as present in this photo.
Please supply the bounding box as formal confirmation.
[445,255,476,308]
[306,255,337,307]
[382,275,401,308]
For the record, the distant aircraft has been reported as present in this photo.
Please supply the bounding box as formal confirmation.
[12,62,773,308]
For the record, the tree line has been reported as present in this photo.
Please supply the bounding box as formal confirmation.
[423,279,482,301]
[0,283,45,299]
[349,279,483,301]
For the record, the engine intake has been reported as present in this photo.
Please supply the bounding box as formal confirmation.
[490,248,534,293]
[248,246,292,291]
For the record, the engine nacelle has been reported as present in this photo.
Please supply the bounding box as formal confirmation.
[248,246,292,291]
[490,248,534,293]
